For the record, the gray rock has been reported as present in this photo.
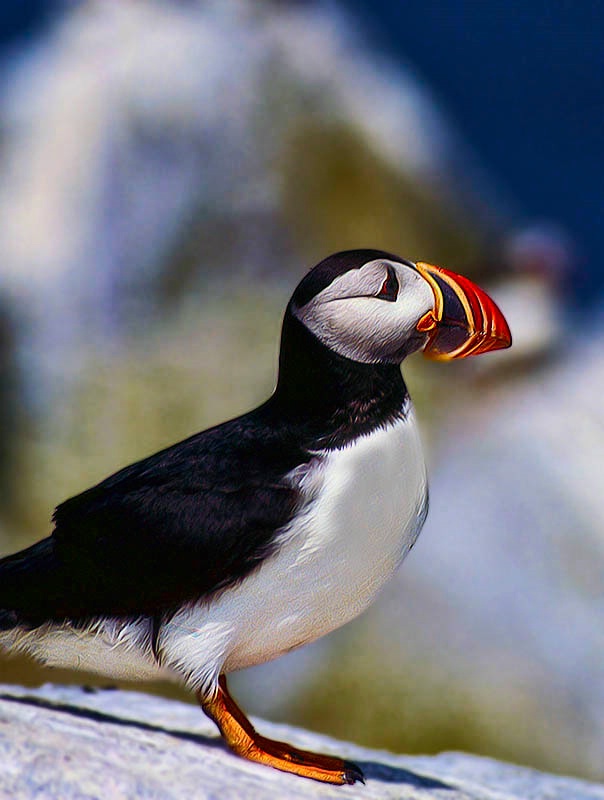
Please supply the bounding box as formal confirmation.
[0,684,602,800]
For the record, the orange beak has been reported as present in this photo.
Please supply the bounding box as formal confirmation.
[415,262,512,361]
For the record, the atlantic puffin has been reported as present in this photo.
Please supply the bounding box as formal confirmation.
[0,250,510,785]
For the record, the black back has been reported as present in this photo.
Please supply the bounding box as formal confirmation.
[0,254,410,626]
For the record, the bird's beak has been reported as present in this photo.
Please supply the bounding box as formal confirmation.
[415,262,512,360]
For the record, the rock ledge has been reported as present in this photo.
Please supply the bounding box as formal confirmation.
[0,684,602,799]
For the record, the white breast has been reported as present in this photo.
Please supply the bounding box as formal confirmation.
[160,404,428,693]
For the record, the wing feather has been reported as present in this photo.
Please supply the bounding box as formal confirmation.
[3,410,308,623]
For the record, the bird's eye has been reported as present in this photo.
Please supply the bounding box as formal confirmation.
[377,267,399,301]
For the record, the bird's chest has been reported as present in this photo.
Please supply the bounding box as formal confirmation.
[221,408,428,671]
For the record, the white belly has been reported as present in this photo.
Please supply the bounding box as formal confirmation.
[160,405,428,693]
[5,406,428,692]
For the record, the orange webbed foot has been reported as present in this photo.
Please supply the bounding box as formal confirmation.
[198,675,364,785]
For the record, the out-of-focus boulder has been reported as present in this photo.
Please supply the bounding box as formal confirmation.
[0,0,493,386]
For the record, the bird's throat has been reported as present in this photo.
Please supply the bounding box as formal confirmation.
[271,312,409,448]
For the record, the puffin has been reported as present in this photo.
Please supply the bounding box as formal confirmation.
[0,250,511,785]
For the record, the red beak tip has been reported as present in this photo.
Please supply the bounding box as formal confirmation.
[416,261,513,360]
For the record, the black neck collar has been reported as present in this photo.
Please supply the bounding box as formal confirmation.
[266,309,409,449]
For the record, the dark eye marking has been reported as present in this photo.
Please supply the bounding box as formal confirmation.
[377,266,399,301]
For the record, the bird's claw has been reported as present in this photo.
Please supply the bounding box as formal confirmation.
[343,760,365,785]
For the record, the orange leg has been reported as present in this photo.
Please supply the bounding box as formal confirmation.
[198,674,364,785]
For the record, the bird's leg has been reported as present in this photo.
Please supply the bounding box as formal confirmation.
[197,674,364,785]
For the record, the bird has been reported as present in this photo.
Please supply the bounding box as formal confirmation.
[0,250,511,785]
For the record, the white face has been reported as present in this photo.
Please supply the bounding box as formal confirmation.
[293,259,434,364]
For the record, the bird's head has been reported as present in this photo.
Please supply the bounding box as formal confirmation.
[290,250,512,365]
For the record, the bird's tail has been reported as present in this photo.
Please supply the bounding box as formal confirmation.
[0,537,61,629]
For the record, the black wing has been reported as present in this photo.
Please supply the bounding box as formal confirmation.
[0,407,308,624]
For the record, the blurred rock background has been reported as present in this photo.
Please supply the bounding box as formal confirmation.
[0,0,602,786]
